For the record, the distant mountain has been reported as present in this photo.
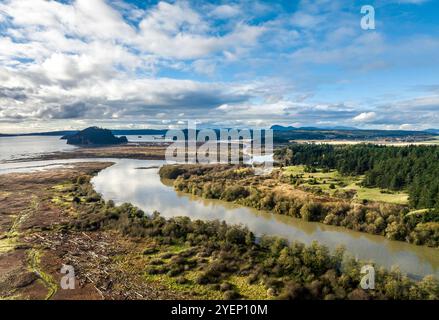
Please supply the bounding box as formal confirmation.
[319,126,359,130]
[62,127,128,146]
[270,125,297,131]
[425,129,439,134]
[111,129,167,135]
[271,125,359,131]
[0,130,79,137]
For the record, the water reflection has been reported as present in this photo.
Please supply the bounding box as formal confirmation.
[91,159,439,278]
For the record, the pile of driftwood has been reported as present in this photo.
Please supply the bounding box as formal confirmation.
[25,230,179,299]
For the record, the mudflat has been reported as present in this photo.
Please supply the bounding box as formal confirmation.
[0,162,188,300]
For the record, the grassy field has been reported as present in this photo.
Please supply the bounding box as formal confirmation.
[283,165,409,205]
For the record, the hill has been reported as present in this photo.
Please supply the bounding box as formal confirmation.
[62,127,128,146]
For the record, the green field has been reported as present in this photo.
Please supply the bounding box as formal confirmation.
[283,165,409,205]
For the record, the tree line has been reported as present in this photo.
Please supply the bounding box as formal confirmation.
[275,144,439,211]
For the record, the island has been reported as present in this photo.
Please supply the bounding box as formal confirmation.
[61,126,128,146]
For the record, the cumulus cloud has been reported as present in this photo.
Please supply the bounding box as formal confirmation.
[210,4,241,19]
[352,112,378,122]
[0,0,267,127]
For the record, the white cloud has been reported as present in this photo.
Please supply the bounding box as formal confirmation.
[352,112,377,122]
[210,4,241,19]
[192,59,217,76]
[291,12,324,28]
[0,0,267,127]
[394,0,429,4]
[0,0,437,132]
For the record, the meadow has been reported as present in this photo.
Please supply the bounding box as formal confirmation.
[283,165,409,205]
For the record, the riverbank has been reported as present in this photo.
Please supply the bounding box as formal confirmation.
[159,164,439,248]
[0,162,437,300]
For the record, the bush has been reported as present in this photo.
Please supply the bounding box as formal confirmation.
[278,281,312,300]
[159,166,185,179]
[300,202,323,222]
[223,290,240,300]
[221,185,249,201]
[220,282,233,292]
[175,276,189,284]
[76,175,89,184]
[167,267,184,277]
[225,227,247,245]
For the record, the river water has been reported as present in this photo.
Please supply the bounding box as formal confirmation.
[0,136,76,161]
[0,137,438,279]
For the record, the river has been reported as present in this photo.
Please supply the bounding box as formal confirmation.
[0,136,438,279]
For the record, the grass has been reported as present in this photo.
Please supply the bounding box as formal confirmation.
[228,275,268,300]
[51,183,77,206]
[345,183,408,205]
[27,249,58,300]
[0,237,17,254]
[144,270,223,299]
[0,196,39,253]
[283,165,409,205]
[406,208,432,216]
[139,243,269,300]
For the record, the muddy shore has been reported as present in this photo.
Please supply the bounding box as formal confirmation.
[0,162,189,300]
[2,144,169,163]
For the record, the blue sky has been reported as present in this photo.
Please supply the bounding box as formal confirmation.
[0,0,438,132]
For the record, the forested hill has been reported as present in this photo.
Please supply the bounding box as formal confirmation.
[275,144,439,211]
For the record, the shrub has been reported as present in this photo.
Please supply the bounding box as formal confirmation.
[278,281,312,300]
[159,166,185,179]
[300,202,323,222]
[220,282,233,292]
[221,186,249,201]
[225,227,247,245]
[223,290,240,300]
[175,276,189,284]
[76,175,89,184]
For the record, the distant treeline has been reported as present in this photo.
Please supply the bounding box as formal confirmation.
[275,144,439,210]
[271,128,435,143]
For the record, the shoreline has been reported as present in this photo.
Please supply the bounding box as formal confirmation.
[0,144,168,163]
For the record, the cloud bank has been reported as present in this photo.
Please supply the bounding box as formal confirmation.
[0,0,438,132]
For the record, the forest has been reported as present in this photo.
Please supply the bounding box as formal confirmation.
[274,144,439,211]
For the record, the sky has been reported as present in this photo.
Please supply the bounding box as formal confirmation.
[0,0,438,133]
